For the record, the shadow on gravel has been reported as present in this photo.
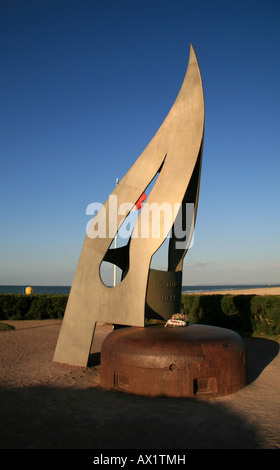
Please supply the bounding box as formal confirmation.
[0,383,263,449]
[0,337,279,449]
[243,337,279,384]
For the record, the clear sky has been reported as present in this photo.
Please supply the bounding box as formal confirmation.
[1,0,279,286]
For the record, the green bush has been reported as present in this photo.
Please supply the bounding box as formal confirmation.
[181,294,280,336]
[0,294,68,321]
[181,294,201,323]
[0,294,33,320]
[182,294,229,327]
[1,293,280,337]
[251,296,280,336]
[26,295,68,320]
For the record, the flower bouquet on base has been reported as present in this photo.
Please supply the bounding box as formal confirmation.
[165,313,189,327]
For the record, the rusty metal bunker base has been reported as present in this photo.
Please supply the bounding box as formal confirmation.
[100,324,247,398]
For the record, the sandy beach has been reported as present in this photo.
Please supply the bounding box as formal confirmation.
[185,286,280,296]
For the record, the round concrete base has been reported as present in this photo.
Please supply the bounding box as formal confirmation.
[100,324,247,398]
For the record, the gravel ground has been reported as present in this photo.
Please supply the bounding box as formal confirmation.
[0,320,279,450]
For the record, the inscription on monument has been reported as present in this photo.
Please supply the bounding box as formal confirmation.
[161,294,176,303]
[157,280,178,288]
[145,269,182,320]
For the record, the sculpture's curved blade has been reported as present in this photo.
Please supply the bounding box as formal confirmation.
[54,45,205,366]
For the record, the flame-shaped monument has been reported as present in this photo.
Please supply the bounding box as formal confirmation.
[54,45,246,397]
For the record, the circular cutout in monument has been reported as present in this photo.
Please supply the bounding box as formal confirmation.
[99,260,123,287]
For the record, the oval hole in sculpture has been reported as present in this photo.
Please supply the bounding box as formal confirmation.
[99,261,123,287]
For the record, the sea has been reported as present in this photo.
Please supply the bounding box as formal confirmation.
[0,284,279,295]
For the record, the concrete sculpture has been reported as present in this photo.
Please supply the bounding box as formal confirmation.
[54,44,205,367]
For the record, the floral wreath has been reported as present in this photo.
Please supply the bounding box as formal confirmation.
[165,313,189,327]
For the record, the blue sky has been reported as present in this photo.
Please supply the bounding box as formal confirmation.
[1,0,279,286]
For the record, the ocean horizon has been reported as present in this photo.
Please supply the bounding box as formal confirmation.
[0,283,279,295]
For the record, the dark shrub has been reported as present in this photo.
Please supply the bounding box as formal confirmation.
[0,294,68,321]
